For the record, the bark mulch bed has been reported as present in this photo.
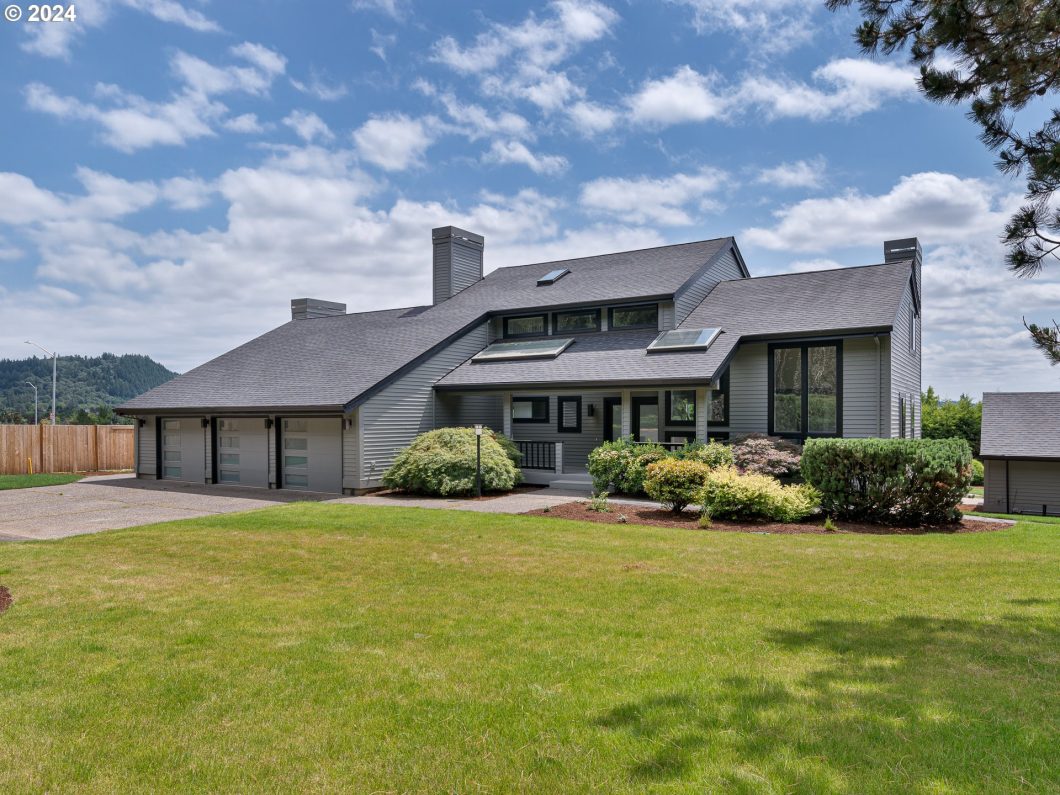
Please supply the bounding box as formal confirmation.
[373,484,548,502]
[527,501,1007,535]
[0,586,12,614]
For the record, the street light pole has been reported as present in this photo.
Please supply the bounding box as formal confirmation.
[24,381,38,425]
[25,341,57,425]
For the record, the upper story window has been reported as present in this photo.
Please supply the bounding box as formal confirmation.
[909,308,916,352]
[503,314,547,338]
[553,308,600,334]
[609,304,658,330]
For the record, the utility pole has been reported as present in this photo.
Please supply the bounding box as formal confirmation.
[25,381,38,425]
[25,341,57,424]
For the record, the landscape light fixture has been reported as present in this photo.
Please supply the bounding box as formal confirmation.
[474,424,483,498]
[24,340,57,425]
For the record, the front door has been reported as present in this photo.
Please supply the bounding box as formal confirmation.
[632,396,659,442]
[603,397,622,442]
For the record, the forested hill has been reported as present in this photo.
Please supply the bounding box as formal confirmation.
[0,353,177,424]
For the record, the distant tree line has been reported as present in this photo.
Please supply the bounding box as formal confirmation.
[921,387,982,456]
[0,353,176,425]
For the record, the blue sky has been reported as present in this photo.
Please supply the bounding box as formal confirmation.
[0,0,1057,398]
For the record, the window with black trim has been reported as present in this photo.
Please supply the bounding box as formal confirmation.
[557,396,582,433]
[666,389,696,426]
[768,341,842,438]
[899,395,907,438]
[553,309,600,334]
[909,308,916,352]
[665,430,695,446]
[512,396,549,423]
[708,431,730,442]
[609,304,658,330]
[503,314,547,338]
[709,369,729,427]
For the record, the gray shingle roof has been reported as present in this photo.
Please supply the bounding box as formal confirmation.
[680,260,913,338]
[436,329,738,390]
[438,260,913,390]
[981,392,1060,458]
[120,238,733,411]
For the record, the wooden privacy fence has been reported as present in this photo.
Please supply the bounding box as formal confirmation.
[0,425,134,475]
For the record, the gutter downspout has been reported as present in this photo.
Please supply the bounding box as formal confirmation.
[874,335,881,437]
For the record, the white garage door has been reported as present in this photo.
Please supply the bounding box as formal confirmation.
[161,418,205,483]
[1009,460,1060,516]
[215,418,270,488]
[282,418,342,493]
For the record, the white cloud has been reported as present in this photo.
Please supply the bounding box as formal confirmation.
[757,157,826,189]
[627,66,726,126]
[222,113,266,134]
[20,0,220,59]
[736,58,919,121]
[353,114,435,171]
[24,44,286,152]
[580,166,727,225]
[484,141,569,175]
[350,0,409,19]
[430,1,617,114]
[567,100,618,135]
[669,0,819,55]
[743,172,1009,251]
[369,29,397,63]
[786,258,843,272]
[160,176,215,210]
[283,110,335,143]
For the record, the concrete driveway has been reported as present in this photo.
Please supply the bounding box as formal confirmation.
[0,475,335,541]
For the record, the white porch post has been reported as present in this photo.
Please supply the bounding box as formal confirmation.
[554,441,563,475]
[502,393,512,437]
[620,390,631,438]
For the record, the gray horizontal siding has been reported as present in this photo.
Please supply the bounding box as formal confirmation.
[1006,461,1060,515]
[728,343,767,435]
[508,390,616,473]
[435,393,504,432]
[889,270,921,437]
[842,337,888,438]
[342,412,358,490]
[136,417,156,477]
[983,459,1007,513]
[358,323,490,487]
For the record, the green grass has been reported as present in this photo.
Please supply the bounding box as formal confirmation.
[1,505,1057,793]
[968,485,984,497]
[0,473,83,490]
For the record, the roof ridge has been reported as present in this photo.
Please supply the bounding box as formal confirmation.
[716,260,902,284]
[489,236,732,274]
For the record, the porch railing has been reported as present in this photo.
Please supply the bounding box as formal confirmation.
[632,440,690,452]
[514,440,556,471]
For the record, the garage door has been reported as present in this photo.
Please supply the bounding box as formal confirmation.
[215,418,270,488]
[281,418,342,493]
[1009,460,1060,516]
[161,418,205,483]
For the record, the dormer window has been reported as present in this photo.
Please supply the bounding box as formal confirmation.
[503,314,547,338]
[553,308,600,334]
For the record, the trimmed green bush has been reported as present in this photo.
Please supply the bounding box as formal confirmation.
[644,458,713,513]
[801,437,972,525]
[971,458,984,486]
[676,440,735,469]
[587,437,668,495]
[699,467,821,522]
[383,427,522,496]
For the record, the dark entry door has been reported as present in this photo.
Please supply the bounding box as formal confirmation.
[632,396,660,442]
[603,397,622,442]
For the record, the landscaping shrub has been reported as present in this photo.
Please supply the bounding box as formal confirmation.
[731,433,802,477]
[801,437,973,525]
[587,437,668,495]
[383,427,521,496]
[971,458,984,486]
[699,466,821,522]
[676,440,734,469]
[644,458,713,513]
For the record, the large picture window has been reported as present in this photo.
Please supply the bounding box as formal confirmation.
[553,309,600,334]
[666,389,696,426]
[503,314,547,338]
[512,396,549,423]
[609,304,658,330]
[709,369,729,427]
[768,342,842,438]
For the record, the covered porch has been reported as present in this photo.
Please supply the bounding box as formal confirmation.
[436,385,723,484]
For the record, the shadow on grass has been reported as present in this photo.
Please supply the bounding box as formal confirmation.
[596,613,1059,791]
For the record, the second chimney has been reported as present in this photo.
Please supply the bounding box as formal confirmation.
[291,298,346,320]
[432,226,483,304]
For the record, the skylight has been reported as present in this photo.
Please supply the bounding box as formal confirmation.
[537,268,570,285]
[472,338,574,362]
[647,328,721,353]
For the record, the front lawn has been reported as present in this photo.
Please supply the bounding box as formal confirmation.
[0,504,1057,792]
[0,473,83,490]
